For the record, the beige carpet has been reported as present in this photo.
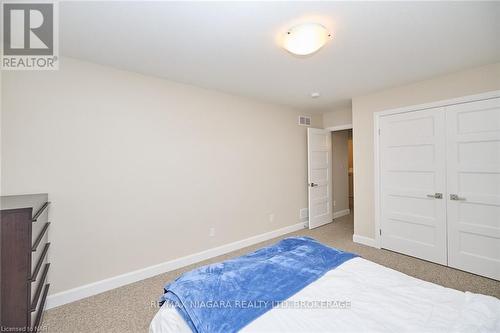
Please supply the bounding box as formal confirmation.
[43,214,500,332]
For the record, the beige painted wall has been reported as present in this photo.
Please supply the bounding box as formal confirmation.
[1,57,321,295]
[322,106,352,128]
[352,62,500,239]
[331,130,350,215]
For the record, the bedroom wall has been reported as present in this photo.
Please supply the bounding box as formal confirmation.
[322,106,352,128]
[352,62,500,240]
[1,57,321,296]
[331,130,350,215]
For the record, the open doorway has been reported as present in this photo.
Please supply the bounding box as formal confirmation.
[306,126,353,229]
[331,128,353,221]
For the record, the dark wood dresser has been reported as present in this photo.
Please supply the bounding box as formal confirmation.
[1,194,50,331]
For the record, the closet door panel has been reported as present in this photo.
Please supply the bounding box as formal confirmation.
[446,97,500,280]
[379,108,447,265]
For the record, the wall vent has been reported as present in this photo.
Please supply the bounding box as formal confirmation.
[298,116,311,126]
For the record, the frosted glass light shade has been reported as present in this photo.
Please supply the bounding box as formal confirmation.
[283,23,330,56]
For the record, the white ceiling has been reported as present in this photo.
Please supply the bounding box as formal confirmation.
[60,1,500,112]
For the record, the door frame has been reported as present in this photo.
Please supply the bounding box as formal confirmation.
[325,124,353,132]
[373,90,500,249]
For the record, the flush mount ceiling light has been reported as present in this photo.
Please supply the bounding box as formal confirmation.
[283,23,331,56]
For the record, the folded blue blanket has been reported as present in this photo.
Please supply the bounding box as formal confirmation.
[159,236,357,333]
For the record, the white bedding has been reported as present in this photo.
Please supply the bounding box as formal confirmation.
[149,257,500,332]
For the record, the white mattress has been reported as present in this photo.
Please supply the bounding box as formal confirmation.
[149,257,500,332]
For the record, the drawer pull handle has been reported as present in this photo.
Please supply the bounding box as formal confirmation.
[30,243,50,282]
[30,263,50,311]
[32,284,50,330]
[32,222,50,252]
[32,202,49,222]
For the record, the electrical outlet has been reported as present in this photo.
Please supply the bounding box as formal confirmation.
[209,227,215,237]
[299,208,308,219]
[269,214,275,222]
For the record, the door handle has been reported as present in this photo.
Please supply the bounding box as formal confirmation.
[450,194,466,201]
[310,183,318,187]
[426,193,443,199]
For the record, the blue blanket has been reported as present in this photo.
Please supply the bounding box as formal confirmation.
[159,237,357,333]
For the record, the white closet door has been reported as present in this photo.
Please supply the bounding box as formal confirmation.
[380,109,447,265]
[446,98,500,280]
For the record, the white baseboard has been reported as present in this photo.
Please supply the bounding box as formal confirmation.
[46,222,305,310]
[333,209,350,219]
[352,234,379,248]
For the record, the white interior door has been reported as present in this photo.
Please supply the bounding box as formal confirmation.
[379,109,447,265]
[307,128,332,229]
[446,98,500,280]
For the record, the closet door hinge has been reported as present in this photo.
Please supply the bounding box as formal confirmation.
[379,229,382,236]
[378,129,381,135]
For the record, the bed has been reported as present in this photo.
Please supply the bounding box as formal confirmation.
[150,237,500,333]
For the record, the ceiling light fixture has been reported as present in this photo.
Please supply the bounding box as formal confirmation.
[283,23,331,56]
